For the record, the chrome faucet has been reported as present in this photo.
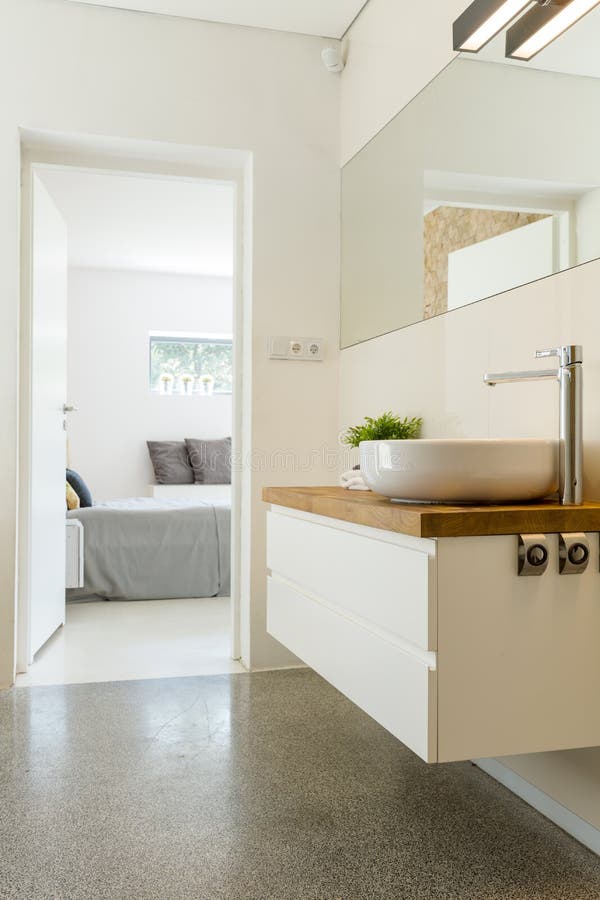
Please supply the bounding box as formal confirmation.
[484,346,583,506]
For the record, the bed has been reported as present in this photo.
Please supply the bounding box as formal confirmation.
[66,497,230,602]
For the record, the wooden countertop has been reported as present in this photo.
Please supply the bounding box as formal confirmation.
[262,486,600,538]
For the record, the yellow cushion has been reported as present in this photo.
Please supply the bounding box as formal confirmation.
[66,482,80,510]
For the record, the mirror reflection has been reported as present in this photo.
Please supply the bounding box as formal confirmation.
[340,16,600,348]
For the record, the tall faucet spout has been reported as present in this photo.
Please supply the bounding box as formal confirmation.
[483,346,583,506]
[484,369,558,386]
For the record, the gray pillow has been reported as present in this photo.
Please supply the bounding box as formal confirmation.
[185,437,232,485]
[147,441,194,484]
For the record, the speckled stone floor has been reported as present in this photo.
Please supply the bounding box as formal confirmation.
[0,670,599,900]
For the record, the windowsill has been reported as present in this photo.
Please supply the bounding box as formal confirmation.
[150,391,232,397]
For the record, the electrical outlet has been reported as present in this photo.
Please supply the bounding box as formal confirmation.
[268,337,325,361]
[305,339,324,360]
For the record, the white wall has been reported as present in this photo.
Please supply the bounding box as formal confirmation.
[67,267,233,500]
[0,0,341,684]
[577,187,600,264]
[339,0,600,839]
[447,218,555,311]
[340,0,465,166]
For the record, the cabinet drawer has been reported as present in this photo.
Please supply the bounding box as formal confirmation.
[267,511,435,651]
[267,574,437,762]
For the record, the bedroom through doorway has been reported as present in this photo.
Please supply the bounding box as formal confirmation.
[17,157,244,687]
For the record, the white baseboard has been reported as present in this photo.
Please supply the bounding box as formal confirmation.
[248,663,307,673]
[475,758,600,857]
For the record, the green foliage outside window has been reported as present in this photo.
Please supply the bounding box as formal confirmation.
[150,336,233,393]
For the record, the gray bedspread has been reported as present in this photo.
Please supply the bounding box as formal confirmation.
[67,498,230,601]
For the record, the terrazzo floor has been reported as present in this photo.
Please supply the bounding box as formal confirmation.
[0,669,599,899]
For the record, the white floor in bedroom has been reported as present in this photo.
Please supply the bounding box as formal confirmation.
[16,596,246,687]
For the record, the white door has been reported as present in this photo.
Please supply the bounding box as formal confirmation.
[28,174,69,661]
[447,217,556,311]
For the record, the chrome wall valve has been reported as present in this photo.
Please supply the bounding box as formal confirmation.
[518,534,550,576]
[559,533,590,575]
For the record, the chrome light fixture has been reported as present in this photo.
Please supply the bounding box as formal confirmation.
[506,0,600,60]
[454,0,600,59]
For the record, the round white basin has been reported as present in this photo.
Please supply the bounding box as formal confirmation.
[360,439,559,504]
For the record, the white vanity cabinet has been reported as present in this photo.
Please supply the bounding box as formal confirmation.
[266,504,600,763]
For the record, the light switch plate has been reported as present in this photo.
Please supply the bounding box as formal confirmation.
[267,337,289,359]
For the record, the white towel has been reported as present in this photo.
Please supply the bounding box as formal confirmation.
[340,470,371,492]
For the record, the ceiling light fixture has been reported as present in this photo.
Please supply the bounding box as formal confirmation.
[453,0,534,52]
[506,0,600,60]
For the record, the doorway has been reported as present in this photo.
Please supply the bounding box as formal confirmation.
[17,147,246,686]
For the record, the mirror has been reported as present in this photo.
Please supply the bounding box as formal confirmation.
[340,14,600,348]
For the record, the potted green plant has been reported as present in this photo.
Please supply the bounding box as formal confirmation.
[199,374,215,396]
[159,372,174,396]
[343,411,423,448]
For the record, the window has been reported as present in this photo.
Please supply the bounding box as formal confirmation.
[150,333,233,395]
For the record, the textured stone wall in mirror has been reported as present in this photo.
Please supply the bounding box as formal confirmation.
[340,28,600,348]
[423,207,549,320]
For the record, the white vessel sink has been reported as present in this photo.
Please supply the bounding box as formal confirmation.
[360,439,559,504]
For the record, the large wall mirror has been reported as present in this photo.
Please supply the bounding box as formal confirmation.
[340,13,600,348]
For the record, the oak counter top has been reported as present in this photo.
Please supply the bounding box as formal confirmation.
[262,486,600,539]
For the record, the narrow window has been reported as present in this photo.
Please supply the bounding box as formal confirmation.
[149,333,233,395]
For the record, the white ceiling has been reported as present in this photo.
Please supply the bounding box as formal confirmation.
[40,168,235,277]
[66,0,369,38]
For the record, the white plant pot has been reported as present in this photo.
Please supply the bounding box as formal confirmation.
[160,381,174,395]
[182,381,194,396]
[200,382,214,396]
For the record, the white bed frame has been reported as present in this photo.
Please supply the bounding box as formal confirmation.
[65,519,84,589]
[148,484,231,502]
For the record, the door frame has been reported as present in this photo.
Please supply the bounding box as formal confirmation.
[15,166,67,672]
[17,139,249,675]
